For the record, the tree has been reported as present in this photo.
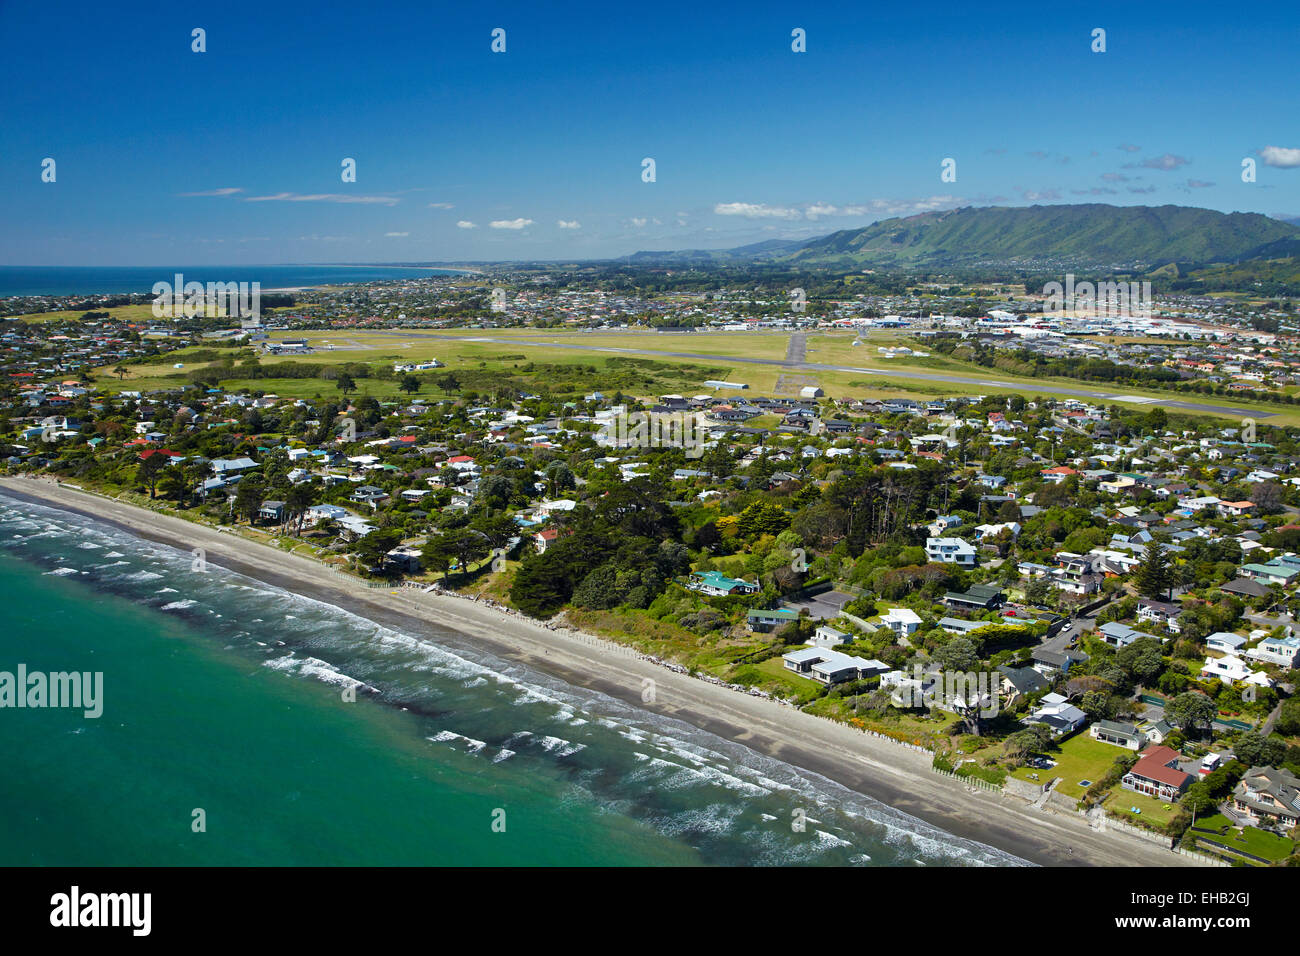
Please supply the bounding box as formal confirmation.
[543,461,575,497]
[354,528,403,574]
[1003,725,1052,764]
[284,483,315,534]
[136,453,169,498]
[736,500,791,537]
[933,637,979,673]
[430,528,490,578]
[232,476,265,523]
[1164,691,1215,737]
[1133,542,1173,600]
[1233,730,1286,768]
[399,374,421,396]
[419,538,451,580]
[337,373,356,395]
[112,364,130,381]
[1276,698,1300,737]
[1251,481,1284,515]
[1116,636,1165,685]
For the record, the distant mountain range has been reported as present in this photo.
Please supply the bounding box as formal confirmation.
[621,204,1300,273]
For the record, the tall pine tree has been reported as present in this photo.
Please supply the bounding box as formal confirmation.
[1134,542,1173,600]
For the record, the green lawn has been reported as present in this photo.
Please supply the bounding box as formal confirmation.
[1104,789,1178,828]
[1194,826,1295,864]
[1010,733,1129,799]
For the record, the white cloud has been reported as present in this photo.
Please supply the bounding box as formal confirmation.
[178,187,243,197]
[1131,154,1189,171]
[714,197,964,221]
[630,217,648,227]
[713,202,802,220]
[489,218,534,230]
[427,202,455,209]
[244,192,398,206]
[385,231,410,237]
[804,202,840,220]
[1260,146,1300,168]
[456,220,477,229]
[557,219,581,229]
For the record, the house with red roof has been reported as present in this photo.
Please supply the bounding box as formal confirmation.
[1040,465,1078,485]
[1121,745,1193,801]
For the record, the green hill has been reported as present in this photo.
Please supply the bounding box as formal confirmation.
[781,204,1300,270]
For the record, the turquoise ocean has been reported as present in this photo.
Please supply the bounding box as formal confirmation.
[0,493,1027,866]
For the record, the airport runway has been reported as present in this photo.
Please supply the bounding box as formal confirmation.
[367,330,1274,418]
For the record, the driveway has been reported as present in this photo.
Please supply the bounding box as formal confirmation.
[786,589,855,621]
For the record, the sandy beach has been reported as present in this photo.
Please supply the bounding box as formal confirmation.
[0,475,1203,868]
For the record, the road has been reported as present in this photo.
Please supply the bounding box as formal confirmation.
[371,330,1275,417]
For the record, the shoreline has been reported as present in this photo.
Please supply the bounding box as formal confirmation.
[0,476,1202,868]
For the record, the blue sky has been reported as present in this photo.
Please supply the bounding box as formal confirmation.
[4,0,1299,265]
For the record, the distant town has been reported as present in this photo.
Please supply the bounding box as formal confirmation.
[3,262,1300,869]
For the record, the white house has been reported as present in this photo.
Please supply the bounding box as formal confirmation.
[1200,655,1273,687]
[811,625,850,647]
[880,607,923,638]
[1205,632,1247,655]
[1246,635,1300,669]
[1025,692,1088,736]
[925,537,977,568]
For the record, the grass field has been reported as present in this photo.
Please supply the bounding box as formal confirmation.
[1010,733,1127,799]
[1105,789,1178,829]
[85,324,1300,425]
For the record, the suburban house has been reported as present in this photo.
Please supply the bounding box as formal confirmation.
[1030,646,1085,676]
[1136,600,1182,633]
[943,583,1005,612]
[1246,634,1300,668]
[811,625,850,647]
[304,503,350,526]
[782,648,884,686]
[1040,465,1077,485]
[688,571,759,596]
[1200,654,1273,687]
[998,664,1049,702]
[1205,632,1247,655]
[746,607,800,633]
[1098,621,1145,648]
[925,536,977,568]
[1240,561,1299,587]
[1231,766,1300,832]
[1122,745,1194,801]
[880,607,923,638]
[928,514,963,536]
[1090,720,1147,750]
[1138,719,1176,745]
[1024,692,1087,736]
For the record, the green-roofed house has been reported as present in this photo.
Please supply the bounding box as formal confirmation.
[1240,562,1298,587]
[747,607,799,632]
[689,570,759,597]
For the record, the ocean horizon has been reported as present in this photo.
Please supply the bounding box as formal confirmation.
[0,265,469,299]
[0,491,1026,867]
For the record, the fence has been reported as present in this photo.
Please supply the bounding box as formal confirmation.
[930,765,1003,793]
